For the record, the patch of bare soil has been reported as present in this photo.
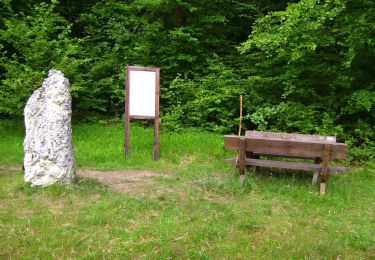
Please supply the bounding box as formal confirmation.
[0,165,22,172]
[77,169,169,195]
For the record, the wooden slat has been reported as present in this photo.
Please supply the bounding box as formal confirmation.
[224,135,348,160]
[226,158,346,174]
[247,138,347,160]
[245,130,336,143]
[253,153,317,160]
[224,135,241,150]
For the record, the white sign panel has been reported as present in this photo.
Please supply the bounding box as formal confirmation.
[129,70,156,117]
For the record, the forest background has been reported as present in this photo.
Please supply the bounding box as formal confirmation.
[0,0,374,161]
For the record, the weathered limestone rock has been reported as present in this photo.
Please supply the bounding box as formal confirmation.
[23,70,76,187]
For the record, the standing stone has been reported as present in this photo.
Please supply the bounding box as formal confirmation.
[23,70,76,187]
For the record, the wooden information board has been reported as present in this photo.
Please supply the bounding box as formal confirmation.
[124,66,160,160]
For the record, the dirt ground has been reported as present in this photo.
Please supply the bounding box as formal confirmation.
[77,169,169,195]
[0,165,170,195]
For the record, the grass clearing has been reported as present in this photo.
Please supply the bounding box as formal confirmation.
[0,120,374,258]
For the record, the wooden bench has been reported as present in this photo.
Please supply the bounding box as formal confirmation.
[224,131,348,194]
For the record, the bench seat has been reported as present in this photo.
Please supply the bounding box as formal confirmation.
[226,157,345,174]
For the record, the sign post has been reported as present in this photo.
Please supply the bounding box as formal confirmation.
[124,66,160,160]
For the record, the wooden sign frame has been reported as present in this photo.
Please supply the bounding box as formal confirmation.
[124,66,160,160]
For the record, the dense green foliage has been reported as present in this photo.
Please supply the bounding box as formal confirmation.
[0,0,374,160]
[0,0,83,116]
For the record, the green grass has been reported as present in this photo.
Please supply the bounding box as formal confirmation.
[0,120,374,258]
[73,122,227,172]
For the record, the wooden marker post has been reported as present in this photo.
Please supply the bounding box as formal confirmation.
[235,95,243,166]
[124,66,160,160]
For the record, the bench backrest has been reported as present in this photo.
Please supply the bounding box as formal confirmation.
[224,134,347,160]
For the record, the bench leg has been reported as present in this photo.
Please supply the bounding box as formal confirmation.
[239,137,246,185]
[320,182,326,194]
[312,158,322,185]
[246,152,259,173]
[319,144,330,195]
[312,171,319,185]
